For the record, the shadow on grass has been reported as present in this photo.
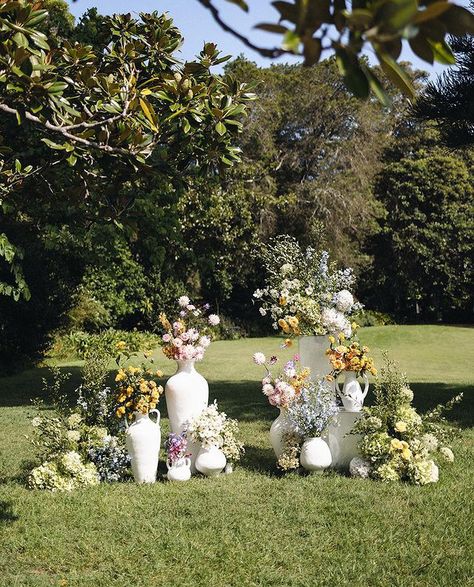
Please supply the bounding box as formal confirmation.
[0,367,472,429]
[0,500,19,524]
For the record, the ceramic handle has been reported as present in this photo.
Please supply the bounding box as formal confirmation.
[166,459,171,470]
[335,372,343,397]
[149,409,160,425]
[184,457,191,468]
[362,372,369,400]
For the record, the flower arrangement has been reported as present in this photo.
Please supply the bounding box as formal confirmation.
[352,356,462,485]
[254,352,311,409]
[158,296,220,362]
[113,346,163,421]
[287,381,338,438]
[165,433,189,465]
[186,401,244,464]
[253,235,362,338]
[29,451,99,492]
[326,330,377,378]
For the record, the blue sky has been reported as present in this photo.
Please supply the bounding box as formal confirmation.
[67,0,459,78]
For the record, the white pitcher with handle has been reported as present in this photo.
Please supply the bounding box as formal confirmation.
[336,371,369,412]
[125,409,161,483]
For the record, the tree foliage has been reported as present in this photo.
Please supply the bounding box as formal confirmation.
[197,0,474,102]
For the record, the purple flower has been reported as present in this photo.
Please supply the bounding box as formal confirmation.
[270,356,278,365]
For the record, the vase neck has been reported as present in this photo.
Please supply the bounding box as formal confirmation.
[345,370,357,380]
[176,359,196,374]
[133,411,148,422]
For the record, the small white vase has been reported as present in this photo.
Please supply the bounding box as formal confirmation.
[166,457,192,482]
[165,359,209,472]
[195,445,226,477]
[299,437,332,473]
[125,410,161,483]
[269,408,293,459]
[336,371,369,412]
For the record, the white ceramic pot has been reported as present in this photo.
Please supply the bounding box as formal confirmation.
[195,445,226,477]
[166,457,192,482]
[326,408,362,469]
[269,408,293,459]
[165,359,209,472]
[125,410,161,483]
[299,437,332,473]
[298,335,331,382]
[336,371,369,412]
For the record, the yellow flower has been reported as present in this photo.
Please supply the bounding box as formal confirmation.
[394,421,407,433]
[287,316,298,328]
[116,340,127,350]
[118,394,127,403]
[328,335,336,345]
[338,332,346,341]
[126,386,134,396]
[115,370,125,382]
[336,345,348,354]
[115,406,126,418]
[325,374,334,382]
[391,438,403,451]
[284,338,293,348]
[401,448,412,461]
[351,322,359,331]
[159,312,171,330]
[278,319,290,334]
[279,296,287,306]
[155,370,163,377]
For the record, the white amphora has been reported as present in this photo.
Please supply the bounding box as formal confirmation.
[269,408,293,459]
[299,437,332,473]
[125,410,161,483]
[298,335,332,382]
[166,457,192,482]
[195,445,226,477]
[165,359,209,472]
[336,371,369,412]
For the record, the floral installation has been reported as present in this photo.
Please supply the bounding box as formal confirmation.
[165,433,189,465]
[254,352,310,409]
[277,432,302,471]
[326,329,377,378]
[352,356,462,485]
[28,451,99,492]
[158,296,220,362]
[185,401,244,464]
[113,345,164,421]
[253,235,362,339]
[87,436,131,483]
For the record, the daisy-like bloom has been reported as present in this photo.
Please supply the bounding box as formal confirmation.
[262,383,274,396]
[178,295,190,307]
[162,333,172,343]
[199,335,211,348]
[173,338,183,348]
[208,314,220,326]
[253,352,266,365]
[259,307,267,316]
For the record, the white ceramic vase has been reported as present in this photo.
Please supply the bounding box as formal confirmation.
[166,457,192,482]
[336,371,369,412]
[125,410,161,483]
[165,359,209,472]
[299,437,332,473]
[298,335,331,382]
[195,445,226,477]
[269,408,293,459]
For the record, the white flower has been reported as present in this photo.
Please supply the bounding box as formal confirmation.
[186,304,196,311]
[199,335,211,348]
[253,352,266,366]
[208,314,220,326]
[178,295,190,307]
[31,416,42,428]
[67,430,81,443]
[262,384,274,396]
[321,307,351,336]
[334,289,354,313]
[440,446,454,462]
[305,286,314,296]
[67,413,82,429]
[253,289,263,299]
[259,307,267,317]
[349,457,372,479]
[280,263,293,275]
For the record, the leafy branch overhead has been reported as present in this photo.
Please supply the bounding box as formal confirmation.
[198,0,474,102]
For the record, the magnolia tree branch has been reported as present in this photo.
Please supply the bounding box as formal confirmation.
[196,0,287,59]
[0,103,140,157]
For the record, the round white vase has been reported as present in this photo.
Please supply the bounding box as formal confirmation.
[166,457,192,482]
[165,359,209,472]
[125,410,161,483]
[336,371,369,412]
[299,437,332,473]
[269,408,293,459]
[195,445,226,477]
[298,335,331,382]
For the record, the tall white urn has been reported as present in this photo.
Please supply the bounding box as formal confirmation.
[298,336,331,382]
[165,359,209,472]
[125,410,161,483]
[269,408,293,459]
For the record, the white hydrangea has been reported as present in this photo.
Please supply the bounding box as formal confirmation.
[440,446,454,462]
[67,413,83,429]
[321,307,351,336]
[334,289,354,313]
[421,433,438,452]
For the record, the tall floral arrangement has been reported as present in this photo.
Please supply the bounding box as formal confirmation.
[158,296,220,361]
[287,382,338,438]
[253,235,361,337]
[326,329,377,378]
[352,356,461,485]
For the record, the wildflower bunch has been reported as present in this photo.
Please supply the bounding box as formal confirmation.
[158,296,220,361]
[353,356,462,485]
[326,329,377,377]
[254,236,362,337]
[287,380,338,438]
[165,433,189,465]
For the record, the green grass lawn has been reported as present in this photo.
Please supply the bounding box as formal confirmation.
[0,325,473,587]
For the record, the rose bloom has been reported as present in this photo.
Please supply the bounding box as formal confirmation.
[180,332,190,342]
[162,333,172,343]
[173,338,183,348]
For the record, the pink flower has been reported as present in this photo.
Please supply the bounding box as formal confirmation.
[173,321,182,333]
[180,332,190,342]
[162,333,172,343]
[187,328,199,342]
[173,338,183,348]
[179,310,186,317]
[208,314,220,326]
[199,335,211,348]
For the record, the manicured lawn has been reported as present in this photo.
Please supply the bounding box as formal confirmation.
[0,325,473,586]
